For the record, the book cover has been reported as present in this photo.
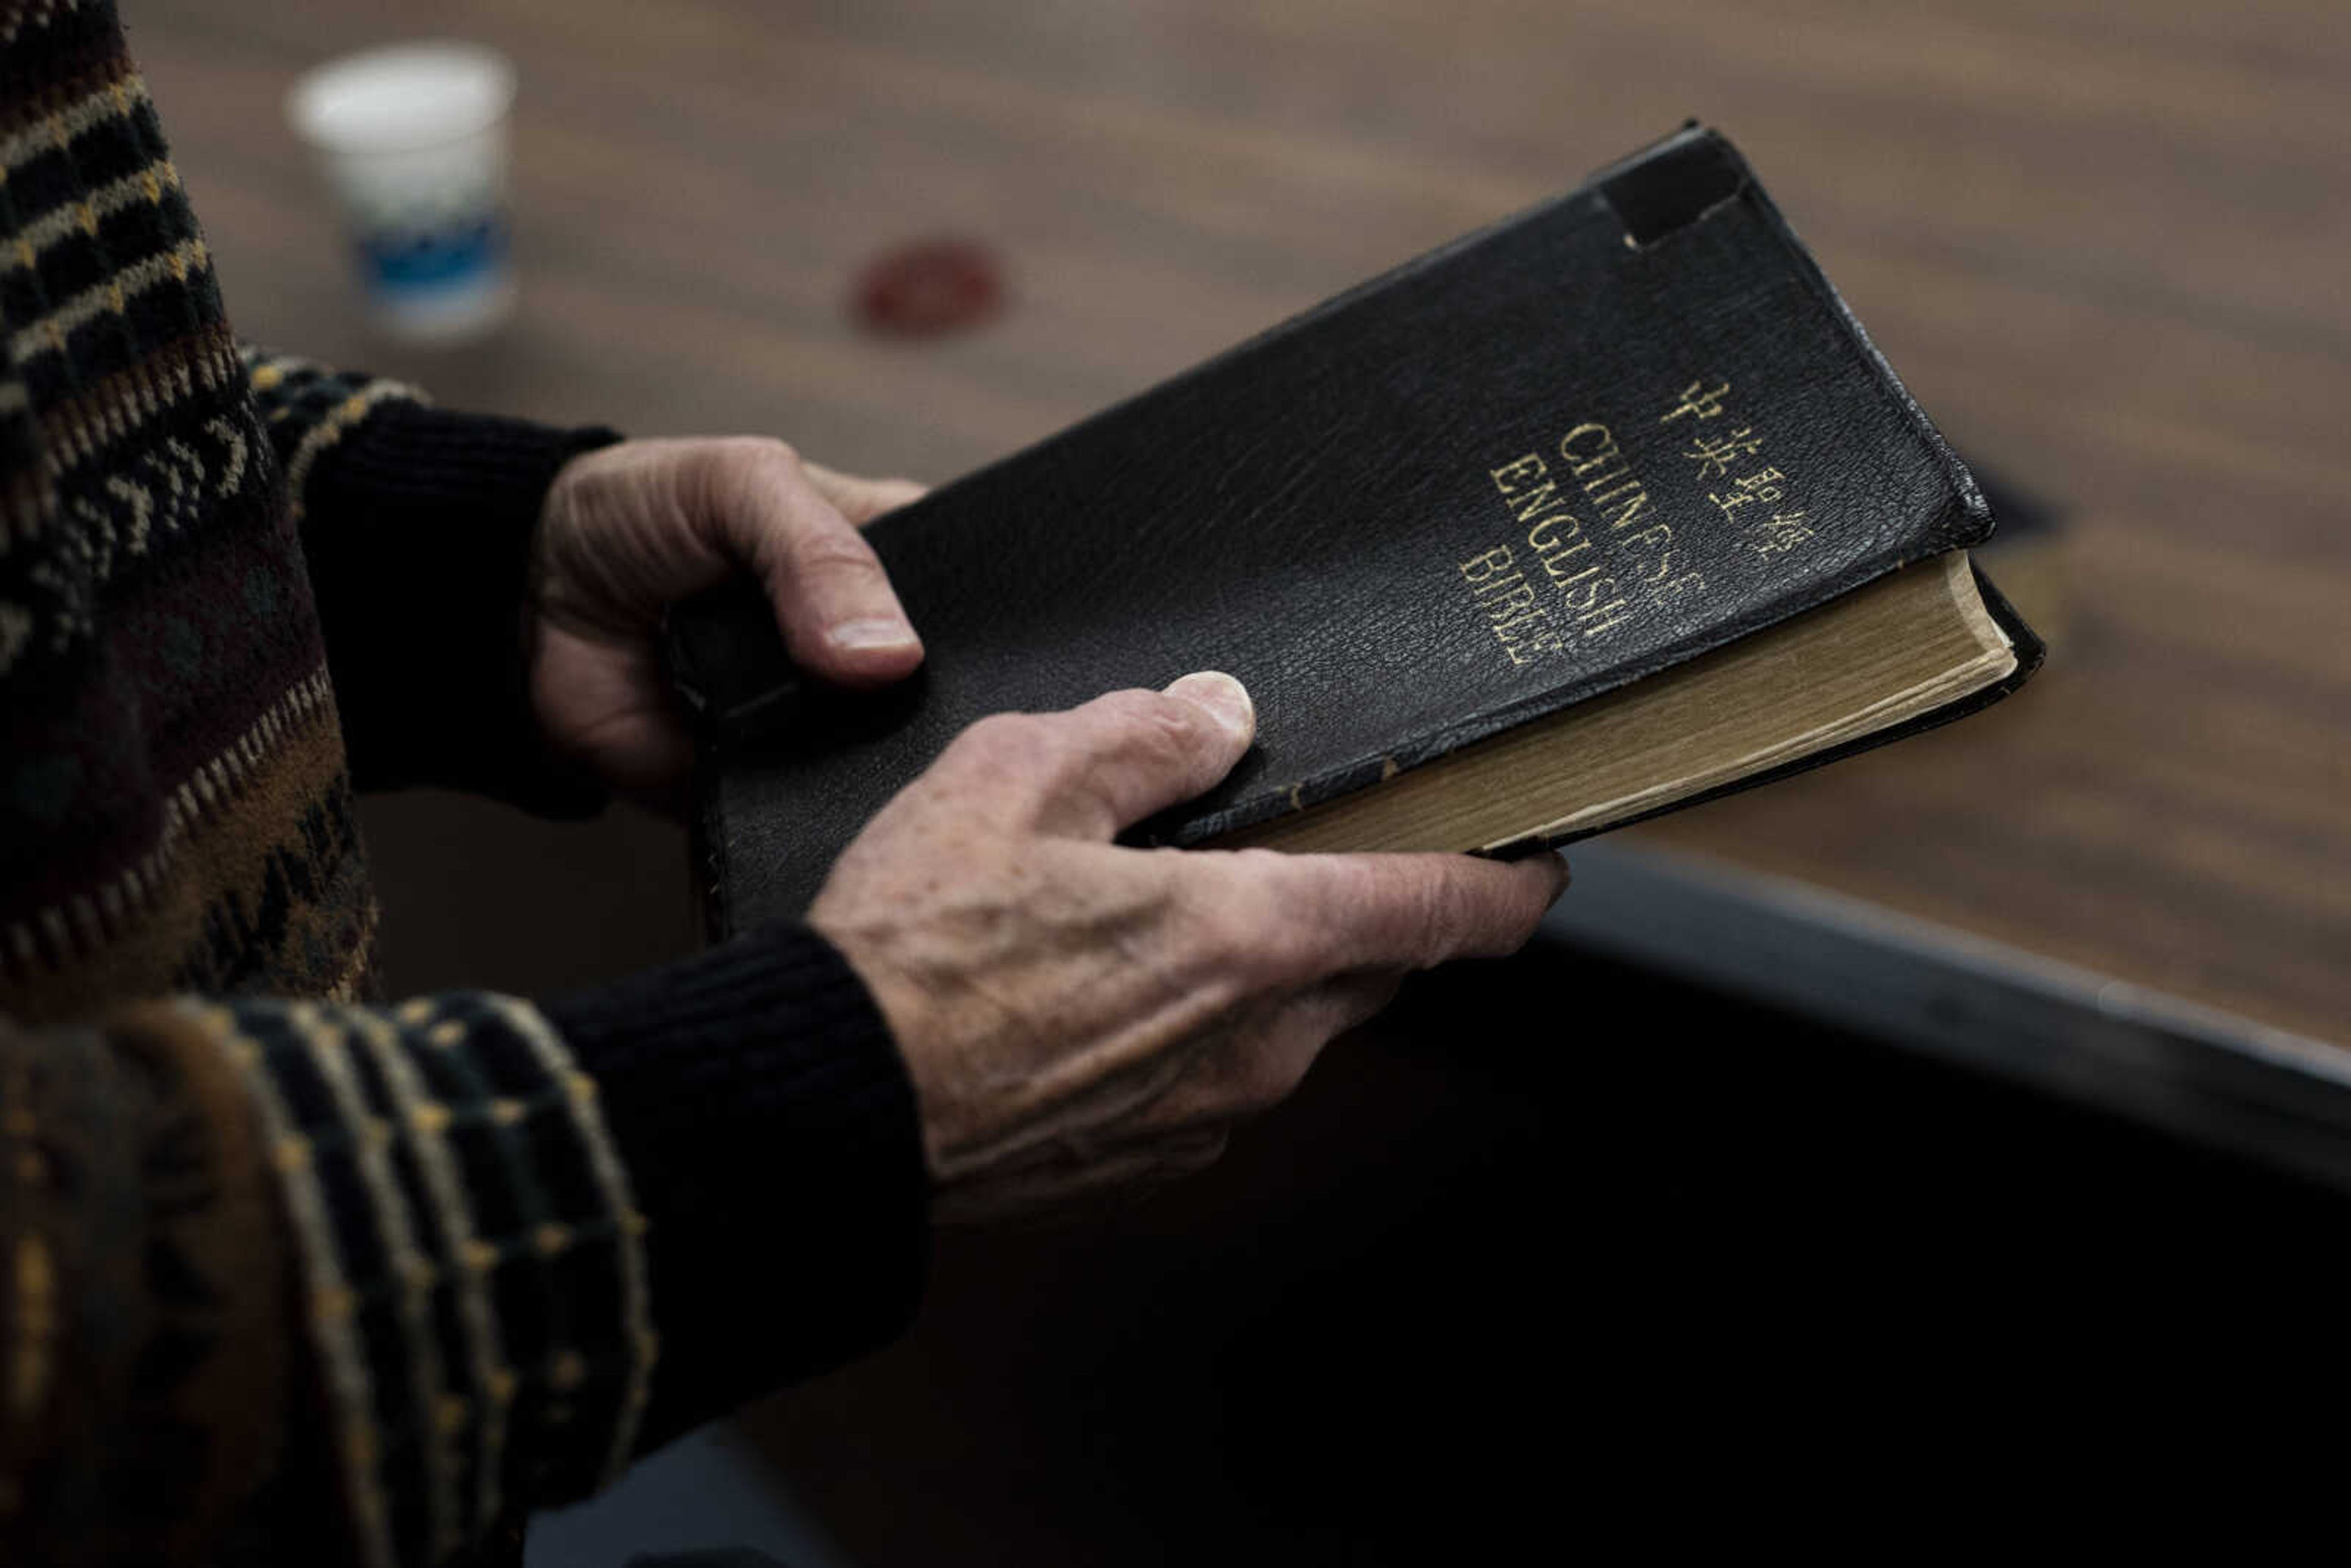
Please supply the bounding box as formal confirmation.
[687,125,2037,933]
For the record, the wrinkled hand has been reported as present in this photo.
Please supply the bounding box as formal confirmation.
[531,437,927,808]
[809,672,1568,1220]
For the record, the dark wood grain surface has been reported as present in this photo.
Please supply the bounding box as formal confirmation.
[126,0,2350,1040]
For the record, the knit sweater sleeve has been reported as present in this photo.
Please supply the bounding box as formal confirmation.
[0,925,929,1568]
[239,348,618,817]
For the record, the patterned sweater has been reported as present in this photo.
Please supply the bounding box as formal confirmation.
[0,4,928,1565]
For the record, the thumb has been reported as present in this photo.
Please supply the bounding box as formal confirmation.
[1044,672,1258,838]
[801,460,928,525]
[936,672,1257,840]
[703,440,925,688]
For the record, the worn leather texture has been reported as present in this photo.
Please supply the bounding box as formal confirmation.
[697,125,2018,933]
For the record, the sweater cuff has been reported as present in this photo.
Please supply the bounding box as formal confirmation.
[301,401,622,817]
[539,925,931,1449]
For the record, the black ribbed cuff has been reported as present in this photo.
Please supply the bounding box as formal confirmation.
[301,401,623,817]
[539,925,931,1450]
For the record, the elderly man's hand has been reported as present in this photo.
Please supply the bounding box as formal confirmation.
[810,672,1568,1220]
[531,437,926,808]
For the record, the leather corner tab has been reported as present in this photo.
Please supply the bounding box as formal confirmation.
[1601,130,1747,248]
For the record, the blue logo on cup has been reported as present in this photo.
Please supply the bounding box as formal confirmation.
[358,216,508,295]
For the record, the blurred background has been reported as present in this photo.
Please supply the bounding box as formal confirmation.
[128,0,2351,1559]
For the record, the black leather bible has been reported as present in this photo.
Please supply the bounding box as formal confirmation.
[680,124,2042,935]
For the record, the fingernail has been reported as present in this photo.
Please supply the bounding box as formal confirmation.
[1165,670,1254,741]
[828,617,920,652]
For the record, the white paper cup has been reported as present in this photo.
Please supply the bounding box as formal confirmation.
[288,42,519,343]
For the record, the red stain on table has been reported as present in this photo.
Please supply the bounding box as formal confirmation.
[852,238,1005,337]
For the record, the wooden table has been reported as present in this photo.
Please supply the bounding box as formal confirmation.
[136,0,2350,1045]
[126,2,2351,1559]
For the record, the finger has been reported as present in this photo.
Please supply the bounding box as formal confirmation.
[1303,968,1410,1042]
[930,672,1256,838]
[1269,849,1568,975]
[1129,972,1401,1138]
[801,460,928,526]
[710,440,925,686]
[530,625,696,812]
